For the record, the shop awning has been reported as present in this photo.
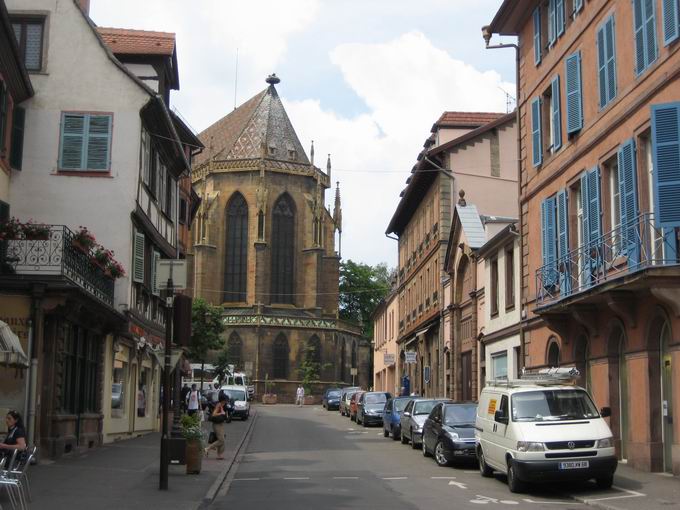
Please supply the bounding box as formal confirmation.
[0,320,28,368]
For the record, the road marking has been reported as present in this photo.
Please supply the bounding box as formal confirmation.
[382,476,408,480]
[449,481,468,489]
[469,495,517,505]
[431,476,457,479]
[283,477,310,480]
[522,499,580,505]
[233,478,260,481]
[347,431,368,434]
[463,470,479,473]
[333,476,359,480]
[581,486,645,503]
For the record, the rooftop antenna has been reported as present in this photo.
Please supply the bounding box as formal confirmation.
[233,47,239,110]
[498,86,515,113]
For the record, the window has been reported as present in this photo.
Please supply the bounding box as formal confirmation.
[663,0,680,44]
[548,341,561,367]
[227,332,243,370]
[597,15,617,109]
[580,167,602,249]
[112,352,128,417]
[11,17,44,71]
[572,0,584,17]
[490,258,499,316]
[608,157,621,251]
[271,193,296,304]
[551,75,562,151]
[547,0,565,45]
[565,51,583,134]
[491,352,508,379]
[10,107,26,170]
[616,140,640,264]
[633,0,658,75]
[224,192,248,302]
[62,326,100,414]
[531,97,542,167]
[179,198,187,225]
[59,113,112,171]
[505,246,515,309]
[272,334,289,379]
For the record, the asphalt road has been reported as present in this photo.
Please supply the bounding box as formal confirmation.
[209,405,641,510]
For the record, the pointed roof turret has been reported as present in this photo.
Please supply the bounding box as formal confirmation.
[333,181,342,233]
[195,74,310,167]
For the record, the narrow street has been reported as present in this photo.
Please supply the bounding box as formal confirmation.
[209,405,636,510]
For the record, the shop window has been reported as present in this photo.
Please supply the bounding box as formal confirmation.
[112,351,129,417]
[138,366,151,417]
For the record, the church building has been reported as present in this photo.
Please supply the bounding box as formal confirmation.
[190,75,370,401]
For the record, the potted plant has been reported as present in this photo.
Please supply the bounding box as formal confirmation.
[21,220,50,240]
[262,374,277,404]
[92,246,114,268]
[72,226,96,253]
[180,413,203,474]
[0,218,23,241]
[106,259,126,279]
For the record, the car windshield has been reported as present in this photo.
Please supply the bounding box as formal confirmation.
[365,393,388,404]
[235,377,244,385]
[512,389,599,422]
[224,390,246,402]
[328,391,341,398]
[444,405,477,426]
[414,401,437,415]
[394,399,409,412]
[112,383,122,394]
[345,392,357,401]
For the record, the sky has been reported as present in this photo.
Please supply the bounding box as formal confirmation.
[90,0,515,269]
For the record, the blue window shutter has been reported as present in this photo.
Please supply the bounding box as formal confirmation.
[556,189,570,295]
[541,196,557,287]
[565,52,583,134]
[574,0,583,14]
[86,115,112,170]
[597,25,607,108]
[551,75,562,151]
[644,0,658,66]
[662,0,680,45]
[617,139,640,265]
[634,0,659,74]
[651,102,680,228]
[605,16,617,104]
[548,0,556,45]
[531,98,542,167]
[556,0,565,36]
[533,7,542,65]
[587,167,602,243]
[59,113,86,170]
[580,172,590,248]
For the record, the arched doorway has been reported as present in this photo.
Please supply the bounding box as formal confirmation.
[547,338,560,368]
[660,321,674,472]
[607,324,628,461]
[573,334,590,391]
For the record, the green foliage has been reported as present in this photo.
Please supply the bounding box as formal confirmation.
[189,298,225,364]
[214,348,232,382]
[339,260,393,338]
[297,343,330,394]
[180,413,203,441]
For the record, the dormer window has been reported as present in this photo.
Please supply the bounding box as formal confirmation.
[288,149,296,160]
[268,145,277,156]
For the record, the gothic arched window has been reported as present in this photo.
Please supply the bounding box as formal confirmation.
[224,192,248,302]
[271,193,295,304]
[227,332,243,370]
[307,335,321,364]
[273,334,289,379]
[351,340,357,369]
[340,341,346,381]
[547,339,561,368]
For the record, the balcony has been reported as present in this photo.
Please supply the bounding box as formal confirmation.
[1,225,115,306]
[536,213,679,309]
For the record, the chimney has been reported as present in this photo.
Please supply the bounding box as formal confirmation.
[78,0,90,16]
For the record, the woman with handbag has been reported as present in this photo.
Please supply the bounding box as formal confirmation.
[205,393,228,459]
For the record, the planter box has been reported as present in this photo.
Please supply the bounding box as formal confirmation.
[185,439,202,474]
[304,395,320,405]
[262,394,278,405]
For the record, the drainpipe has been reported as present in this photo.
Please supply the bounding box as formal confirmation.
[26,286,44,451]
[481,27,525,377]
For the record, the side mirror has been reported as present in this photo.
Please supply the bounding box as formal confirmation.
[403,411,411,417]
[600,407,611,418]
[494,410,509,425]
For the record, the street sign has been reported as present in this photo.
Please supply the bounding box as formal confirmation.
[384,353,396,366]
[157,260,188,290]
[405,351,417,364]
[350,367,358,376]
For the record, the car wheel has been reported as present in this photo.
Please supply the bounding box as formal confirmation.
[243,412,249,421]
[422,439,431,457]
[595,475,614,490]
[478,447,493,477]
[392,426,400,441]
[401,430,409,444]
[434,441,449,467]
[507,460,525,493]
[362,417,368,427]
[383,427,389,438]
[411,430,419,449]
[350,414,355,422]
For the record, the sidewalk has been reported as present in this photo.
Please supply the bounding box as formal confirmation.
[7,412,254,510]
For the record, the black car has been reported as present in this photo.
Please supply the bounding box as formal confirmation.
[322,388,342,410]
[422,402,478,467]
[356,391,391,427]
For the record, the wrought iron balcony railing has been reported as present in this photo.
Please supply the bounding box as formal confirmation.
[536,212,678,307]
[1,225,115,306]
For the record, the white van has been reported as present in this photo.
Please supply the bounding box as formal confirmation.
[225,372,254,400]
[475,368,617,493]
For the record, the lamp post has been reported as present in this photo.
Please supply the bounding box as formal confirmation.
[159,277,174,491]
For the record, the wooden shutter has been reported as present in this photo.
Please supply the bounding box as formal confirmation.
[548,0,556,45]
[151,250,160,296]
[597,24,607,108]
[133,230,145,283]
[580,172,591,249]
[556,189,570,295]
[556,0,565,37]
[617,139,640,265]
[60,114,86,169]
[551,75,562,151]
[531,97,542,167]
[141,129,150,185]
[9,106,25,170]
[644,0,658,67]
[651,102,680,228]
[573,0,583,14]
[541,196,557,287]
[533,7,542,65]
[586,167,602,243]
[86,115,112,170]
[662,0,680,45]
[604,17,617,105]
[565,52,583,134]
[634,0,658,74]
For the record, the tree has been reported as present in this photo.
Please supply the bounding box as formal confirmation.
[339,260,393,338]
[189,298,225,390]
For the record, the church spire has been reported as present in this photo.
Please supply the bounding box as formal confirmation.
[333,181,342,257]
[310,140,315,166]
[326,153,332,182]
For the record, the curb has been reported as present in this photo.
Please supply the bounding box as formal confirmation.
[195,409,258,510]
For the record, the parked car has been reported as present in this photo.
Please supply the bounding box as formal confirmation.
[422,402,478,466]
[323,388,342,410]
[349,391,365,422]
[339,387,361,416]
[476,370,617,493]
[219,385,250,420]
[356,392,391,426]
[225,372,254,401]
[401,398,450,449]
[383,396,412,440]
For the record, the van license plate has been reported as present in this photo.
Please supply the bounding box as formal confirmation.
[559,461,589,470]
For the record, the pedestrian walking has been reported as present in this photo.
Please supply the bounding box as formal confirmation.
[186,384,200,416]
[180,383,190,413]
[0,410,27,463]
[296,385,305,406]
[205,393,228,459]
[137,384,146,417]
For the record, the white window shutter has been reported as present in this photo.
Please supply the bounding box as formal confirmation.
[142,130,150,185]
[151,251,161,296]
[133,231,145,283]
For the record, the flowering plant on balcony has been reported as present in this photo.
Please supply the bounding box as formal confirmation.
[72,226,96,253]
[0,217,23,241]
[92,246,114,268]
[106,259,126,279]
[21,219,51,240]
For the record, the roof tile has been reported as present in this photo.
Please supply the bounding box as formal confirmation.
[97,27,175,56]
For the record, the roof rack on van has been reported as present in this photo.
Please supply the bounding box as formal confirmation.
[486,367,580,388]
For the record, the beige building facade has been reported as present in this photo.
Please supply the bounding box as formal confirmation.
[373,291,399,394]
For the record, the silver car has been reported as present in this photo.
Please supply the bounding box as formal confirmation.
[400,398,450,449]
